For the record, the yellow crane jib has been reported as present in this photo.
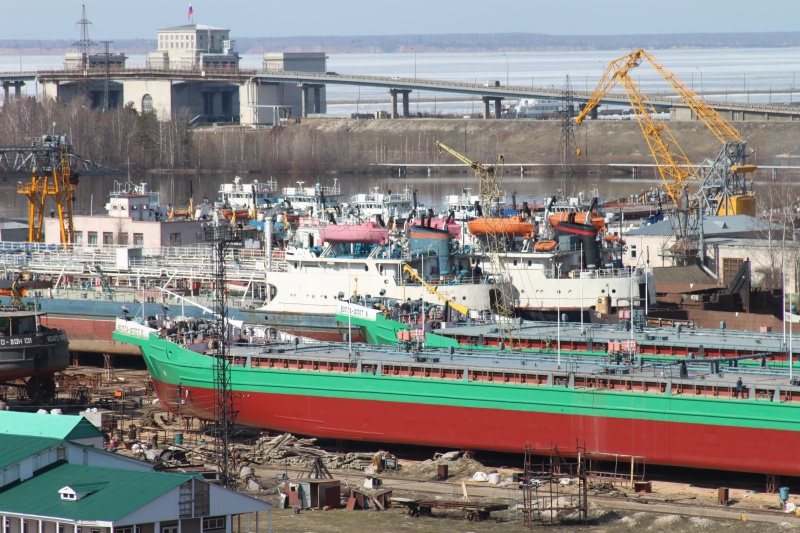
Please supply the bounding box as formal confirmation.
[402,263,470,316]
[575,49,755,216]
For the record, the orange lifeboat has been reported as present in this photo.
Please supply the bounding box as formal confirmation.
[467,215,535,237]
[221,208,251,221]
[548,211,606,233]
[533,239,558,252]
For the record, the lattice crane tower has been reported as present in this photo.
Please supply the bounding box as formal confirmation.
[435,141,520,348]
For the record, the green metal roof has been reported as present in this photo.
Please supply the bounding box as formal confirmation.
[0,435,62,470]
[0,463,192,522]
[0,411,103,441]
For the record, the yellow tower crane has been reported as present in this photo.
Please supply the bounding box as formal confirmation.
[435,140,520,348]
[576,49,756,217]
[576,50,756,265]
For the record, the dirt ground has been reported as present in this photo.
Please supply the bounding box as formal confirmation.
[27,366,800,532]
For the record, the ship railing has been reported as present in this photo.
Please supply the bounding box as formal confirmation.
[560,266,640,280]
[0,241,273,282]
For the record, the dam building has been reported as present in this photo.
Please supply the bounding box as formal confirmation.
[42,24,244,121]
[38,22,322,125]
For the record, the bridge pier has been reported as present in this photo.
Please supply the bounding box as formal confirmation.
[298,83,324,118]
[314,86,321,115]
[2,81,24,101]
[481,96,503,119]
[389,89,412,118]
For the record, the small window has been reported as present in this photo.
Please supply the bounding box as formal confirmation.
[74,232,83,245]
[630,244,637,259]
[169,233,182,246]
[88,232,98,246]
[202,517,225,530]
[103,232,114,245]
[142,94,153,112]
[118,233,129,245]
[133,233,144,247]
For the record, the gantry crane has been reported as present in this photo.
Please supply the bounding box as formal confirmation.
[0,134,118,243]
[575,49,756,265]
[435,141,519,347]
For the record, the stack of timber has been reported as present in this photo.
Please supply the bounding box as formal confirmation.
[242,433,377,470]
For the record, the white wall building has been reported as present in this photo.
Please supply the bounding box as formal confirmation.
[240,53,327,125]
[148,25,239,71]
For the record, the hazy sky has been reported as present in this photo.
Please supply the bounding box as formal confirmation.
[5,0,798,40]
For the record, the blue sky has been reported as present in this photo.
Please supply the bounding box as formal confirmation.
[4,0,798,40]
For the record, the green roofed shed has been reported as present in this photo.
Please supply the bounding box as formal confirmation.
[0,463,190,522]
[0,411,103,444]
[0,434,62,470]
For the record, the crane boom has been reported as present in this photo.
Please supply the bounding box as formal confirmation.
[402,264,470,316]
[575,55,696,209]
[576,49,754,218]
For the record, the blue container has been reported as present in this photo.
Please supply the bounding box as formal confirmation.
[780,487,790,500]
[174,433,183,445]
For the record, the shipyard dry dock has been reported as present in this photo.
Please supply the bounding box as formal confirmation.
[115,320,800,478]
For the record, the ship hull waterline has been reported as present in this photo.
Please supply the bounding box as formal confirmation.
[119,331,800,477]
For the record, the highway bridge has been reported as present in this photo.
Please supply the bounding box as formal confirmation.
[2,68,800,122]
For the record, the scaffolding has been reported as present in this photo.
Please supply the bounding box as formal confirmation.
[521,443,588,528]
[585,452,647,489]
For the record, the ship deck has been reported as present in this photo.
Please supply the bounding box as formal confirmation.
[218,339,800,404]
[435,319,798,359]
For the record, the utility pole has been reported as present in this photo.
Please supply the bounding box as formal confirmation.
[100,41,113,112]
[72,4,96,105]
[559,75,580,186]
[206,224,242,489]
